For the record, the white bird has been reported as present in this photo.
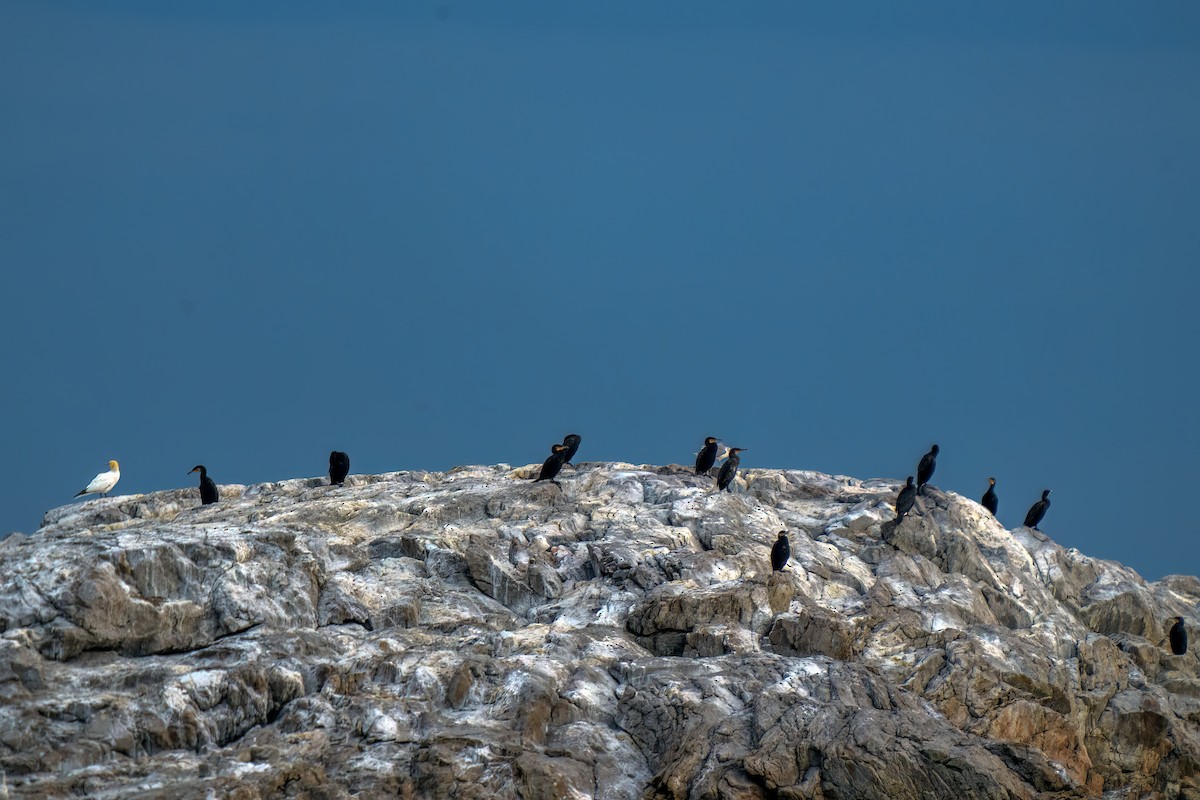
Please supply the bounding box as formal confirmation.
[75,460,120,498]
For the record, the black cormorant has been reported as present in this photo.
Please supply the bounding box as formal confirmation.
[329,451,350,485]
[535,444,569,483]
[716,448,745,492]
[695,437,719,475]
[1170,617,1188,655]
[981,477,998,516]
[561,434,582,465]
[189,465,219,505]
[1024,489,1051,529]
[895,476,917,522]
[771,531,791,572]
[917,444,939,493]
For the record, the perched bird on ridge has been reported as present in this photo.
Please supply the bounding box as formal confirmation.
[1023,489,1051,530]
[329,451,351,485]
[716,448,745,492]
[560,434,582,465]
[1170,617,1188,656]
[75,460,120,499]
[916,444,939,494]
[535,444,569,483]
[771,531,791,572]
[894,476,917,523]
[695,437,719,475]
[189,465,219,505]
[981,477,998,516]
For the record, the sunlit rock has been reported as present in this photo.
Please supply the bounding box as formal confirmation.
[1,463,1198,798]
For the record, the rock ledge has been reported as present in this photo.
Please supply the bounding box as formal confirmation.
[1,464,1198,799]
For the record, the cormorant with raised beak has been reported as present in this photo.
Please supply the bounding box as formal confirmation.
[189,465,219,505]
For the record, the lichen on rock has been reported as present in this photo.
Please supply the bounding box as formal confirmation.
[1,463,1198,798]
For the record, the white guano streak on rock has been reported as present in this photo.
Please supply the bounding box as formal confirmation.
[0,463,1198,798]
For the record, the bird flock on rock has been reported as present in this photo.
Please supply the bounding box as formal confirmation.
[69,435,1186,655]
[894,444,1052,532]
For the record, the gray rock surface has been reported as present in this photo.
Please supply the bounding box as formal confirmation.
[1,464,1198,798]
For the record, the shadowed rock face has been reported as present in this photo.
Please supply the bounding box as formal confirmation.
[1,464,1199,799]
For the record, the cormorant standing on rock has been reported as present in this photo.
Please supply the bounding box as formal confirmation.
[329,451,350,485]
[695,437,719,475]
[535,444,569,483]
[1170,617,1188,656]
[75,460,120,498]
[1024,489,1051,529]
[917,444,939,494]
[895,476,917,522]
[561,434,581,465]
[716,448,745,492]
[771,532,791,571]
[981,477,998,516]
[189,465,219,505]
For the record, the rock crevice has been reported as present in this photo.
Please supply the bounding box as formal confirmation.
[1,463,1197,798]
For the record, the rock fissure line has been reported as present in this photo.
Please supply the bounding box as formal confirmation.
[1,464,1198,798]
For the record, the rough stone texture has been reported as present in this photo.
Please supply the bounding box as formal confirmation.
[1,464,1199,798]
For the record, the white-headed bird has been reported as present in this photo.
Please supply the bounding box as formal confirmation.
[75,460,120,498]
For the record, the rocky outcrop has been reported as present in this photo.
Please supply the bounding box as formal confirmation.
[1,464,1198,798]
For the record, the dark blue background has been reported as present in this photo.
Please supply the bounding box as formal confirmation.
[3,2,1198,579]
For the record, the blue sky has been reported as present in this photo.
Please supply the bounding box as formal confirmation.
[2,2,1198,580]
